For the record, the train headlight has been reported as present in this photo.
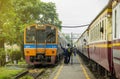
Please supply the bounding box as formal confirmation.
[26,51,29,54]
[52,51,55,54]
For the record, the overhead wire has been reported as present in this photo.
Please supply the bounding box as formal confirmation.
[61,24,89,28]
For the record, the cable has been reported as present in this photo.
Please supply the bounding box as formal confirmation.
[61,24,89,28]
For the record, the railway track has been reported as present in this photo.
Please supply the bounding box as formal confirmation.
[13,64,58,79]
[14,68,45,79]
[28,68,45,79]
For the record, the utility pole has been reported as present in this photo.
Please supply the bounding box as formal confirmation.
[71,32,73,47]
[64,33,80,46]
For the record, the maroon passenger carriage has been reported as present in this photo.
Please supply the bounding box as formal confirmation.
[76,0,114,77]
[76,29,89,59]
[89,6,113,74]
[87,1,113,76]
[76,0,120,78]
[112,0,120,78]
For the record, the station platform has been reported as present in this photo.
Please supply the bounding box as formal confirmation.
[49,55,96,79]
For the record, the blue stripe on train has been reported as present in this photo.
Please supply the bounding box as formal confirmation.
[24,44,58,48]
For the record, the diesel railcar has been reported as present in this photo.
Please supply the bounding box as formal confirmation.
[24,24,67,65]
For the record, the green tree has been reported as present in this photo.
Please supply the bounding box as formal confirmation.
[0,48,6,66]
[0,0,62,46]
[12,0,62,45]
[38,2,62,29]
[0,0,62,61]
[0,0,16,47]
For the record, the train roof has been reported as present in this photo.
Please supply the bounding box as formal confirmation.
[88,0,112,29]
[76,0,112,43]
[25,24,59,30]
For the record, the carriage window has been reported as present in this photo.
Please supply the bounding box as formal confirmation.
[98,24,101,40]
[100,21,104,33]
[114,10,117,38]
[104,19,106,40]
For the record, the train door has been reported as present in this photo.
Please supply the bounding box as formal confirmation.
[35,28,46,63]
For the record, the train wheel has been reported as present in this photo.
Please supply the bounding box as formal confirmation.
[55,56,58,63]
[34,64,40,68]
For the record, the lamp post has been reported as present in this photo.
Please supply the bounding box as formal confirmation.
[71,32,73,47]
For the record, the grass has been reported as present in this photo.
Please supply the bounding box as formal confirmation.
[20,76,33,79]
[18,60,27,65]
[7,60,27,65]
[0,67,23,79]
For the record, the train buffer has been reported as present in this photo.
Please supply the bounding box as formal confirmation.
[49,55,95,79]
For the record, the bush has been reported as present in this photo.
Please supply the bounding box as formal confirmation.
[9,50,22,64]
[0,48,6,66]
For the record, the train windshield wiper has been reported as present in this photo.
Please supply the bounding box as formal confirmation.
[46,31,55,43]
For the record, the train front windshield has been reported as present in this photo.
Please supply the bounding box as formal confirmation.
[26,26,36,43]
[45,26,56,43]
[25,26,56,44]
[36,30,46,43]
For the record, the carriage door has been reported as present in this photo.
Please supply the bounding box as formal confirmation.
[36,28,46,61]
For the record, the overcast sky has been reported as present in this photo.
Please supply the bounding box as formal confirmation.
[41,0,109,34]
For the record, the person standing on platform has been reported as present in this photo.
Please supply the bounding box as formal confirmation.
[60,43,69,64]
[69,45,77,64]
[66,44,72,64]
[73,45,77,56]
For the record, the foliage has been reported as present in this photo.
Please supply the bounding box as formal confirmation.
[9,49,22,63]
[0,0,62,62]
[0,48,6,66]
[0,0,62,46]
[38,2,62,29]
[20,76,33,79]
[0,67,23,79]
[0,0,16,43]
[18,60,26,65]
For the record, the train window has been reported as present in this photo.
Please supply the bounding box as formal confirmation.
[102,20,104,32]
[46,26,56,43]
[100,21,104,33]
[96,26,98,40]
[93,27,95,41]
[98,24,100,40]
[104,19,106,40]
[36,30,46,43]
[96,25,99,40]
[26,26,36,43]
[90,30,92,42]
[91,29,94,42]
[95,26,97,41]
[91,29,93,41]
[100,27,103,33]
[114,10,117,38]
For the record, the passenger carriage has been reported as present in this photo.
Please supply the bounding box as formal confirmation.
[112,0,120,78]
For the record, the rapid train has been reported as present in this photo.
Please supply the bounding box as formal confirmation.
[24,24,67,65]
[76,0,120,79]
